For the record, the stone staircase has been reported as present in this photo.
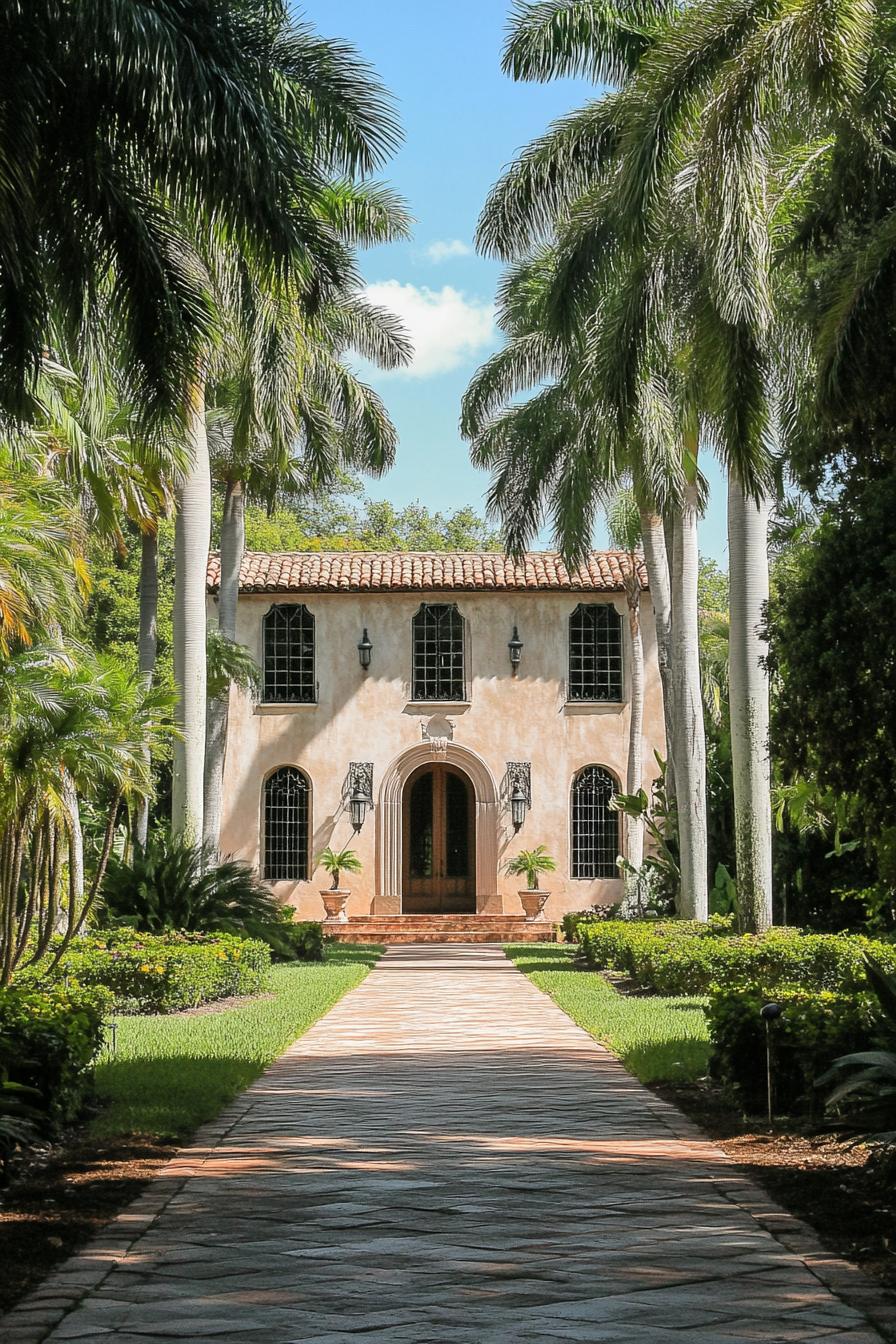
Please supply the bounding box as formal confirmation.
[324,914,557,945]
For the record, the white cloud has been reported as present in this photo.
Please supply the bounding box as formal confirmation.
[425,238,474,262]
[365,280,495,378]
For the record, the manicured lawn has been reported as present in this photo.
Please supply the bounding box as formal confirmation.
[506,943,711,1083]
[90,945,381,1140]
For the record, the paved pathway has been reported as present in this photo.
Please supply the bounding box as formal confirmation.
[8,946,888,1343]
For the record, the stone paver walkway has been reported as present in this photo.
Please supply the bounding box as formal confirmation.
[7,945,888,1343]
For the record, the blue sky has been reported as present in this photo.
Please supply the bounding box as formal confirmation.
[298,1,728,563]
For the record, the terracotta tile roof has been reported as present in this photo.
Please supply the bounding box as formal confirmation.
[207,551,647,594]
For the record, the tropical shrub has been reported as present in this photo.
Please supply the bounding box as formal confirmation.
[578,917,737,981]
[0,983,109,1126]
[819,957,896,1147]
[101,834,281,934]
[29,929,271,1014]
[560,906,621,943]
[317,848,362,890]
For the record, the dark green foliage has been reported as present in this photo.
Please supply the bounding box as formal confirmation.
[560,906,621,942]
[768,475,896,886]
[101,834,281,935]
[39,929,271,1014]
[252,918,324,963]
[819,957,896,1146]
[0,984,109,1127]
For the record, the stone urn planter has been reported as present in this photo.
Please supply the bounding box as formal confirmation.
[320,889,351,923]
[518,889,550,922]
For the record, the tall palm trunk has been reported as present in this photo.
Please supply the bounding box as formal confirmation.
[622,558,645,910]
[670,482,708,918]
[172,381,211,847]
[727,477,773,932]
[203,478,245,855]
[639,509,675,803]
[134,529,159,852]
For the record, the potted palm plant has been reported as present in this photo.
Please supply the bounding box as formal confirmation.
[506,846,557,921]
[317,847,362,923]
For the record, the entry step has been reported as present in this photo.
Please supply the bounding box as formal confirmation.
[324,915,557,945]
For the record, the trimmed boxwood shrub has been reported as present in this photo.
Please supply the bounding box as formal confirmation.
[706,983,880,1115]
[253,919,324,963]
[0,983,109,1126]
[35,929,272,1014]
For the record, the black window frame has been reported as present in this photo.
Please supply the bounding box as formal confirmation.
[411,602,466,702]
[571,765,620,880]
[568,602,624,702]
[262,603,316,704]
[263,766,310,881]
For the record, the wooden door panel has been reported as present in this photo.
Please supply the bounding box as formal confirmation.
[402,765,475,913]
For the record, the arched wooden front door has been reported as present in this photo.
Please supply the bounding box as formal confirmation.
[402,763,475,913]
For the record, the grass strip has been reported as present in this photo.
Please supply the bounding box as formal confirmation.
[90,944,381,1140]
[506,942,711,1083]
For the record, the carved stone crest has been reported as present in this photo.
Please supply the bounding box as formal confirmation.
[422,713,454,757]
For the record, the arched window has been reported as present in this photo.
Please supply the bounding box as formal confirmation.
[568,603,623,702]
[412,603,465,701]
[263,768,310,880]
[262,604,315,703]
[571,766,619,879]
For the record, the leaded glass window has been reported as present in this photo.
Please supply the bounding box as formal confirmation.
[263,767,309,880]
[263,604,315,703]
[568,603,623,701]
[571,766,619,879]
[411,603,465,701]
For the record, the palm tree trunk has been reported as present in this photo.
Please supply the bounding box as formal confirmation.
[639,509,675,806]
[172,381,211,847]
[134,529,159,852]
[727,476,773,932]
[622,567,645,911]
[203,478,245,856]
[670,484,708,919]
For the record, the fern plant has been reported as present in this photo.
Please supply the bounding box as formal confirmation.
[317,847,362,890]
[505,846,557,890]
[820,955,896,1150]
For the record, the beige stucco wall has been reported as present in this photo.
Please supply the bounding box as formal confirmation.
[214,588,665,922]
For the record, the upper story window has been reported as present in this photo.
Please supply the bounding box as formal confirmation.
[571,765,619,879]
[568,603,623,702]
[412,603,465,701]
[262,604,315,703]
[263,767,310,880]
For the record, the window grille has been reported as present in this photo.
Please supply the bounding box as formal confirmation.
[263,767,310,881]
[568,603,623,701]
[412,604,465,701]
[262,604,315,703]
[571,766,619,879]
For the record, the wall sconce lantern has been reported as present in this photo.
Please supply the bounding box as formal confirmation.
[506,761,531,832]
[357,628,373,670]
[508,625,523,674]
[510,782,527,832]
[347,762,374,832]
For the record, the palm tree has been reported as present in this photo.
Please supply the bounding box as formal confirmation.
[0,646,172,982]
[201,198,412,855]
[606,491,646,897]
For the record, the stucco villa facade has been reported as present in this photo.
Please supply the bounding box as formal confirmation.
[206,550,665,924]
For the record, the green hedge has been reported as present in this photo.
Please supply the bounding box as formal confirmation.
[253,919,324,963]
[0,983,109,1125]
[41,929,271,1014]
[575,918,896,1113]
[706,983,880,1115]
